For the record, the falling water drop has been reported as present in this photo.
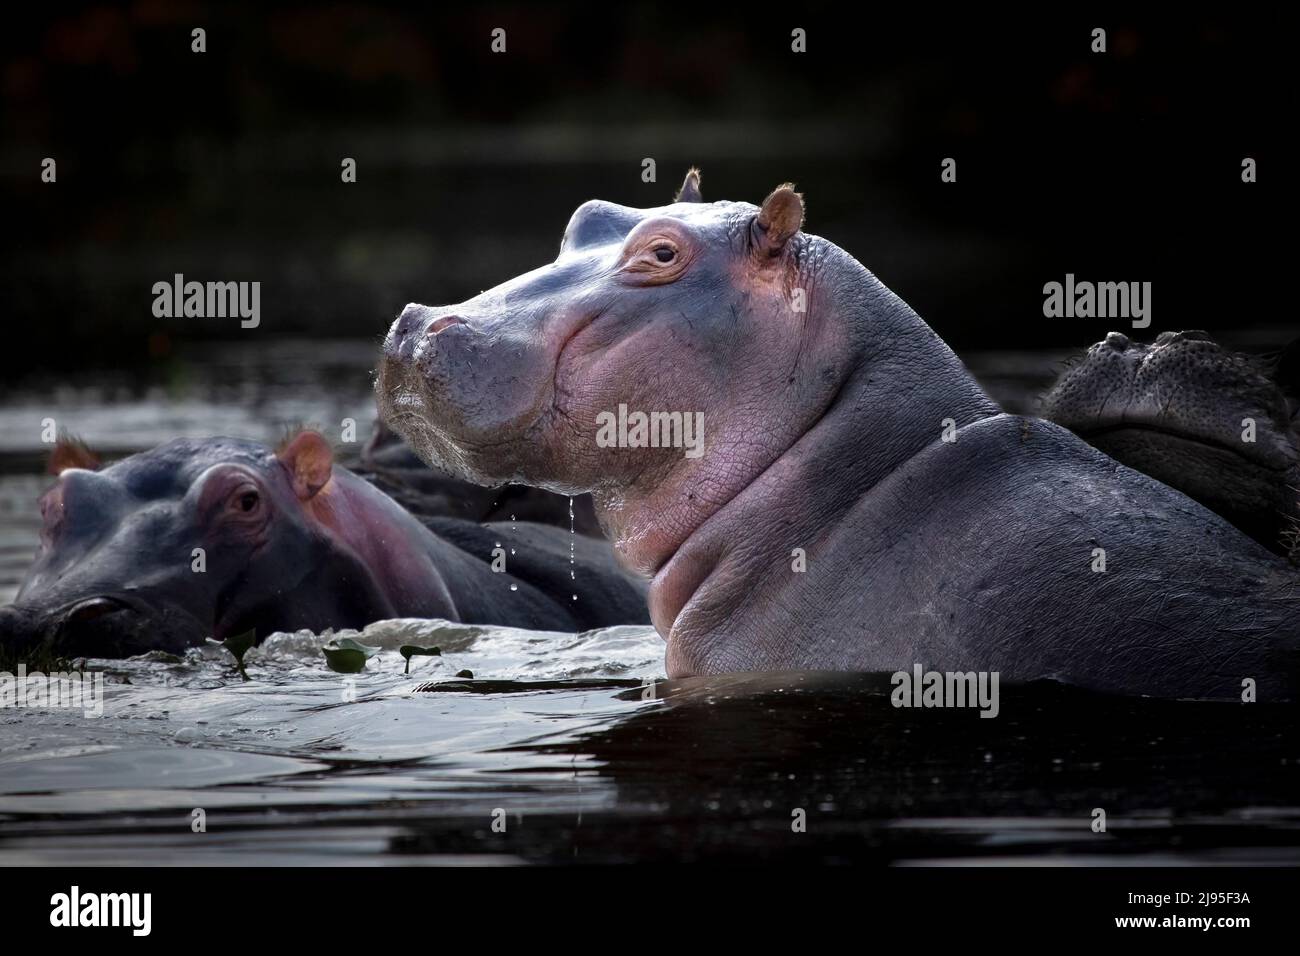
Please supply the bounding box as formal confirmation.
[509,515,518,592]
[568,496,577,601]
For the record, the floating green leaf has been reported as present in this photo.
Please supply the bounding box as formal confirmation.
[399,644,442,674]
[322,637,380,674]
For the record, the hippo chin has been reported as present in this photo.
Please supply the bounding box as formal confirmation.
[356,420,603,536]
[378,168,1300,700]
[1043,332,1300,561]
[0,431,647,659]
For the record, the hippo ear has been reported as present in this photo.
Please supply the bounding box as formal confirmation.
[675,167,703,203]
[277,430,334,500]
[48,434,100,475]
[751,183,805,258]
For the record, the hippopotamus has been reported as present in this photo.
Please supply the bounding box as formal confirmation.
[376,168,1300,700]
[1042,332,1300,561]
[0,431,647,658]
[356,420,603,536]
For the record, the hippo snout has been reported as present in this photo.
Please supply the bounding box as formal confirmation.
[0,595,207,659]
[385,303,469,363]
[0,603,47,656]
[384,303,428,363]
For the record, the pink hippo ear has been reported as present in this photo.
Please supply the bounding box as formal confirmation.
[277,430,334,500]
[48,434,101,475]
[751,183,805,258]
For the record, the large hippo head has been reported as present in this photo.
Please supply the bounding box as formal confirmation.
[0,431,409,657]
[1042,331,1300,558]
[377,169,993,580]
[379,170,810,489]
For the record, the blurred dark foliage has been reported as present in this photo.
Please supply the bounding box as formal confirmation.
[0,3,1286,382]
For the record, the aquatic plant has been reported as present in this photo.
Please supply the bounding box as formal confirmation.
[208,629,256,681]
[399,644,441,674]
[322,637,380,674]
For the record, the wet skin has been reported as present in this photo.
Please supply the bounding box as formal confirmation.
[357,420,603,536]
[377,169,1300,700]
[0,432,647,658]
[1042,332,1300,560]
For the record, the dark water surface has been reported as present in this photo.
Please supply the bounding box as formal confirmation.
[1,341,1297,864]
[3,654,1298,865]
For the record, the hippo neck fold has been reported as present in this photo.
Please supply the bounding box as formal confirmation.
[611,252,1001,642]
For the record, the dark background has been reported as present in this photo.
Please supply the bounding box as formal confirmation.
[0,3,1288,385]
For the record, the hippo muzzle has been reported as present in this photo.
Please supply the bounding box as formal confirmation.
[0,592,209,659]
[377,282,598,489]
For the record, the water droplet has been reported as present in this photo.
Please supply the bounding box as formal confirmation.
[509,584,518,592]
[568,496,577,599]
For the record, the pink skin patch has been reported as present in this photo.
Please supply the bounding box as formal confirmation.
[426,315,465,336]
[285,462,459,619]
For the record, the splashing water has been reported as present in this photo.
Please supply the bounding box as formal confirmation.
[0,619,667,862]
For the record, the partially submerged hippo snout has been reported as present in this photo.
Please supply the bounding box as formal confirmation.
[1,429,650,660]
[1043,331,1300,556]
[1,431,411,658]
[0,593,208,659]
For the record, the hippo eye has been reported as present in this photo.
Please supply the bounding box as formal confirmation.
[618,229,689,283]
[227,487,261,516]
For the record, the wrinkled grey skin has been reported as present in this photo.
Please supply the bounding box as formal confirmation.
[1043,332,1300,560]
[0,436,647,659]
[377,170,1300,700]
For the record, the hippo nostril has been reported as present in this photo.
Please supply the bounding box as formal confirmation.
[63,596,129,627]
[0,604,46,648]
[394,304,427,339]
[1104,332,1131,351]
[427,315,466,337]
[385,305,433,362]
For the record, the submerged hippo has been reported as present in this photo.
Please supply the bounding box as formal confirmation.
[357,420,603,536]
[1043,332,1299,561]
[377,169,1300,700]
[0,431,647,658]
